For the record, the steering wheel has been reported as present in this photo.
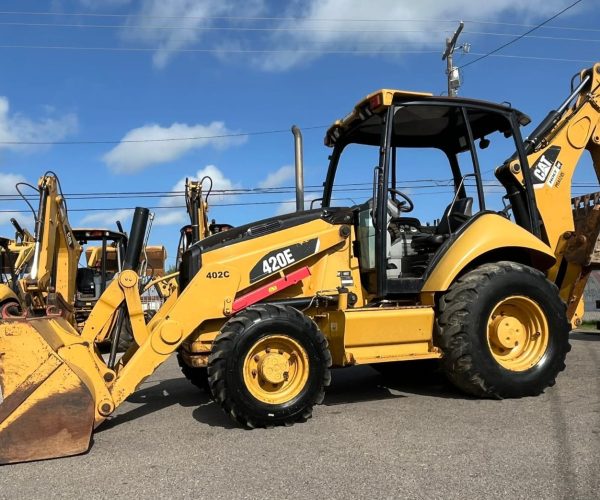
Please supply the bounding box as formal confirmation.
[388,188,414,213]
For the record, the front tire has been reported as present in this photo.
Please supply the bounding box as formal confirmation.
[436,261,571,398]
[208,304,332,428]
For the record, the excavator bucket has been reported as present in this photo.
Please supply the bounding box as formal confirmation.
[0,317,95,465]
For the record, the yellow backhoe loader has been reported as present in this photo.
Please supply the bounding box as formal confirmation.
[0,175,82,320]
[148,177,213,301]
[0,238,19,308]
[2,64,600,465]
[0,219,34,308]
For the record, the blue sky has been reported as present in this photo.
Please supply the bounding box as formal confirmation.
[0,0,598,267]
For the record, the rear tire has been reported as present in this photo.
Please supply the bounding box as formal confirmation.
[436,261,570,398]
[0,299,21,317]
[208,304,331,428]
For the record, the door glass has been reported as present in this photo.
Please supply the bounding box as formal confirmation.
[328,143,379,208]
[330,143,382,271]
[386,104,472,279]
[465,109,518,219]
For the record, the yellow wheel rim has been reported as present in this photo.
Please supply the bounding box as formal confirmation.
[243,335,310,405]
[486,295,549,372]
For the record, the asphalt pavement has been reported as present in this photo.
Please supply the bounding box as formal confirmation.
[1,331,599,500]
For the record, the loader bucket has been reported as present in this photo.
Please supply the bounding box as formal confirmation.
[0,318,95,465]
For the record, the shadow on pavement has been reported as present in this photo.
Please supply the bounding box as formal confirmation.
[99,359,473,431]
[326,360,470,404]
[571,331,600,342]
[97,377,209,432]
[323,365,406,406]
[191,403,239,429]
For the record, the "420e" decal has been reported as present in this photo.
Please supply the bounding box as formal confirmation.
[249,238,318,283]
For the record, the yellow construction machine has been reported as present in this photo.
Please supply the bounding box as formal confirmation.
[3,64,600,464]
[0,174,82,320]
[149,177,214,301]
[0,219,34,308]
[0,238,19,308]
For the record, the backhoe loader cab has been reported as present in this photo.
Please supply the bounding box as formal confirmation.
[2,64,600,465]
[73,229,127,325]
[321,90,541,298]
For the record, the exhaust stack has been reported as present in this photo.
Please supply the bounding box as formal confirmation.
[292,125,304,212]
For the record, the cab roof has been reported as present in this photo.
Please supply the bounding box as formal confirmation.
[73,228,127,242]
[324,89,531,148]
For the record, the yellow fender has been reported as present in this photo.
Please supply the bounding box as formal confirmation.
[0,284,18,306]
[422,213,556,292]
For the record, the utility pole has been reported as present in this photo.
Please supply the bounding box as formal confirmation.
[442,21,465,97]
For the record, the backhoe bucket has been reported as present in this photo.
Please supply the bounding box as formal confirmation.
[0,318,95,465]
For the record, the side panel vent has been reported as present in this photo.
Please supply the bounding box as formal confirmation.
[247,220,282,237]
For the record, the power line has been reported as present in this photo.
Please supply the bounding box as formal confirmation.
[0,11,469,22]
[0,44,594,66]
[0,44,440,55]
[462,19,600,33]
[0,191,465,214]
[0,21,455,34]
[465,30,600,43]
[0,10,596,33]
[3,21,600,44]
[0,125,327,145]
[468,53,595,64]
[0,180,456,200]
[3,180,597,205]
[460,0,585,69]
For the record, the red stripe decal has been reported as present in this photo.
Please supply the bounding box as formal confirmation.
[232,266,311,313]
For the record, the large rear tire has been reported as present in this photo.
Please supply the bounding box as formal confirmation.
[436,261,571,398]
[208,304,332,428]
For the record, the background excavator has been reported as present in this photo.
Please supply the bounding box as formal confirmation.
[0,173,217,349]
[0,219,35,309]
[1,174,82,323]
[1,63,600,465]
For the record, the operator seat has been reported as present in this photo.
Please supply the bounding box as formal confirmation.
[76,267,96,296]
[411,197,473,253]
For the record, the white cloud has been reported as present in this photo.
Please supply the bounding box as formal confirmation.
[153,209,187,227]
[258,165,295,189]
[78,0,132,7]
[0,173,32,230]
[276,193,319,216]
[154,165,240,227]
[0,211,33,228]
[123,0,266,69]
[83,0,584,72]
[0,97,77,152]
[102,121,247,173]
[258,0,576,71]
[169,164,241,202]
[79,208,134,227]
[0,173,26,195]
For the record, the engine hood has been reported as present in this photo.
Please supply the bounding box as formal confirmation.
[198,207,354,253]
